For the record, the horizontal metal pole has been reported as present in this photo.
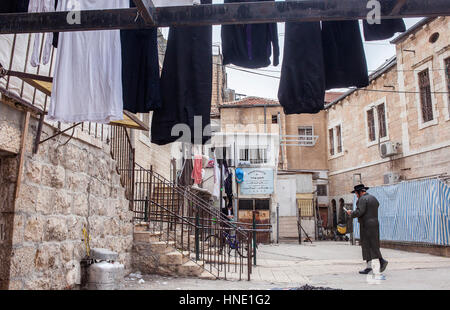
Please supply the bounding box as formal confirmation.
[0,0,449,34]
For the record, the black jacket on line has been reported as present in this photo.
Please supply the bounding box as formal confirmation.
[151,0,213,146]
[363,19,406,41]
[221,0,280,69]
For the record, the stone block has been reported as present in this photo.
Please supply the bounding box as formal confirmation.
[88,216,105,239]
[34,243,61,271]
[66,216,87,241]
[15,183,38,214]
[66,172,89,193]
[0,183,15,213]
[60,144,88,173]
[45,217,68,242]
[72,194,88,217]
[9,246,36,277]
[41,164,65,189]
[24,215,45,243]
[60,242,75,264]
[36,187,54,215]
[54,190,71,215]
[24,160,42,184]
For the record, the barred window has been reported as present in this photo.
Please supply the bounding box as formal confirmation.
[272,115,278,124]
[239,148,268,164]
[298,126,314,146]
[297,199,314,217]
[367,109,376,142]
[317,185,327,197]
[418,69,434,123]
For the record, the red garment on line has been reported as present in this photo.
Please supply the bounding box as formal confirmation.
[192,155,203,185]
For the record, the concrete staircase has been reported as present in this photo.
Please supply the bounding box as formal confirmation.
[132,224,216,280]
[278,216,299,243]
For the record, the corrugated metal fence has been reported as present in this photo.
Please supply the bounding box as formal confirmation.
[353,179,450,246]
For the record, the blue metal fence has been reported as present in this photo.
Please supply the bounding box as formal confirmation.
[352,179,450,246]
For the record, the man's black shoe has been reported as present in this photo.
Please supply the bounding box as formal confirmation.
[380,260,388,272]
[359,268,372,274]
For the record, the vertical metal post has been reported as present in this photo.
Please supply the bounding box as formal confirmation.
[247,231,252,281]
[252,211,257,266]
[195,209,200,261]
[276,204,279,244]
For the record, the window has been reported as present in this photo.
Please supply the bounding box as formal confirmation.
[366,101,388,144]
[418,69,434,123]
[213,146,233,166]
[317,185,327,197]
[377,103,387,138]
[297,199,314,217]
[272,115,278,124]
[329,128,335,156]
[336,125,342,154]
[298,126,314,146]
[239,148,268,164]
[367,109,376,142]
[445,57,450,116]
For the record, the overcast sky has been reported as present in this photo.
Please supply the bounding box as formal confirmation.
[162,1,423,100]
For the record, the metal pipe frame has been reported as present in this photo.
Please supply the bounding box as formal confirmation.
[0,0,449,34]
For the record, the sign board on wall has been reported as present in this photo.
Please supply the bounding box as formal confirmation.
[239,168,274,195]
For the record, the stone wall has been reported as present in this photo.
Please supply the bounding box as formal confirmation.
[0,112,134,290]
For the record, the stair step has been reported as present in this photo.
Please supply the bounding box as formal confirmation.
[177,261,205,277]
[160,251,190,266]
[149,241,175,254]
[199,271,217,280]
[133,231,162,243]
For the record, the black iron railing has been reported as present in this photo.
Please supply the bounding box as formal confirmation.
[133,164,253,280]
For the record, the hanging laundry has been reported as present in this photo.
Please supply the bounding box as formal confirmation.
[192,155,203,185]
[151,0,212,146]
[221,0,280,69]
[121,0,161,114]
[212,157,220,199]
[363,19,406,41]
[28,0,55,67]
[49,0,129,123]
[322,21,369,90]
[179,159,194,186]
[0,0,29,13]
[278,22,325,114]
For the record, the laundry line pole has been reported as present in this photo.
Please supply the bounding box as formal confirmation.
[1,0,449,34]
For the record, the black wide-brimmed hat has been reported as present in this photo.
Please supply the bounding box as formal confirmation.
[351,184,369,193]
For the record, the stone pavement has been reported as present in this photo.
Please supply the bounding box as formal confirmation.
[124,241,450,290]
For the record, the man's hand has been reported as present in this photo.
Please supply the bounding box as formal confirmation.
[346,210,352,216]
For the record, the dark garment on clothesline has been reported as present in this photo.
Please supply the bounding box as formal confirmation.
[363,19,406,41]
[221,0,280,68]
[278,22,326,115]
[0,0,29,13]
[179,159,194,186]
[322,20,369,90]
[151,0,212,146]
[120,1,161,113]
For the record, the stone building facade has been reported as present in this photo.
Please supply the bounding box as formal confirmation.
[326,17,450,208]
[0,102,134,290]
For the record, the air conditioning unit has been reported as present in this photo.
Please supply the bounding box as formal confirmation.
[380,142,399,158]
[384,172,400,185]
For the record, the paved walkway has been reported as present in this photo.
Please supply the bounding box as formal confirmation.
[124,242,450,290]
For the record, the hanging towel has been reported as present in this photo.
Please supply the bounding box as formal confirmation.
[121,1,161,114]
[151,0,212,146]
[363,19,406,41]
[221,0,280,69]
[192,155,203,185]
[322,20,369,90]
[278,22,325,115]
[49,0,129,123]
[28,0,55,67]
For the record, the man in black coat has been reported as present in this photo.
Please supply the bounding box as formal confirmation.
[347,184,388,275]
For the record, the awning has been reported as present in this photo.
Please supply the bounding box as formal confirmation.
[19,75,149,132]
